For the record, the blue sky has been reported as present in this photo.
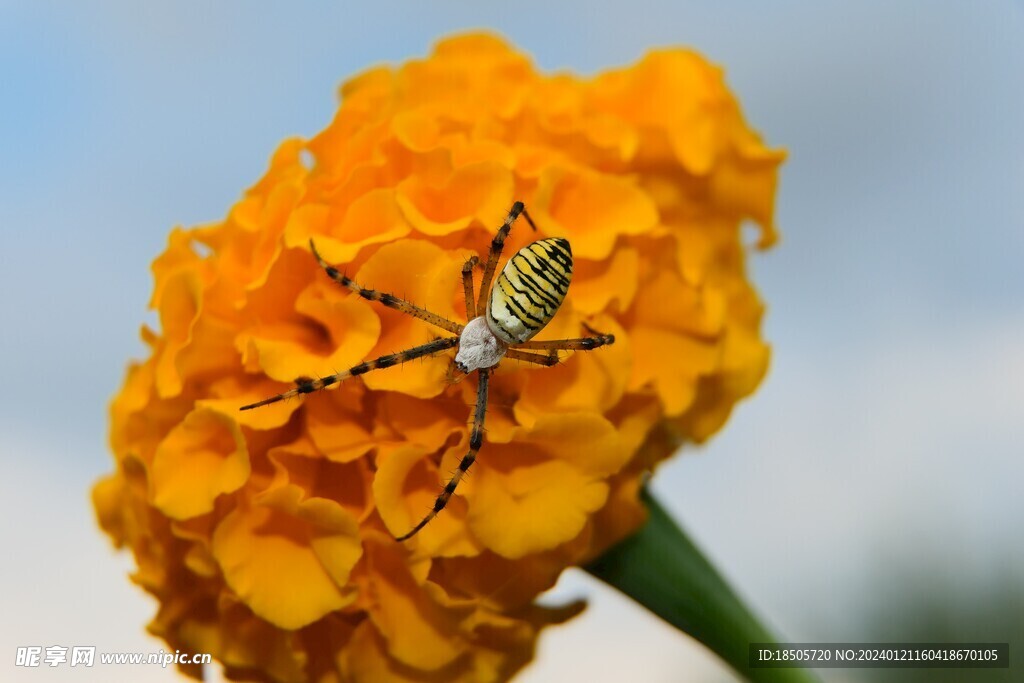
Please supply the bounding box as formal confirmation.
[1,2,1021,681]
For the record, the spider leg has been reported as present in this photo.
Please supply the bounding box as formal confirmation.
[475,202,538,318]
[461,255,479,320]
[513,329,615,352]
[396,367,491,541]
[239,337,459,410]
[310,239,463,335]
[504,348,559,367]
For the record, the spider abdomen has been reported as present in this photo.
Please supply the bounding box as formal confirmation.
[486,237,573,343]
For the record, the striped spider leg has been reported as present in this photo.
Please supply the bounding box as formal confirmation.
[240,202,615,541]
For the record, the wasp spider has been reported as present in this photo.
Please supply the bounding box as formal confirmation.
[240,202,615,540]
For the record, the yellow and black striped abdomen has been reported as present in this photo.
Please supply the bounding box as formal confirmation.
[486,237,573,343]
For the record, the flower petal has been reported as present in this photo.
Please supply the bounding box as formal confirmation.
[534,168,660,260]
[286,188,412,263]
[360,537,467,670]
[152,268,202,398]
[462,413,628,558]
[373,443,480,558]
[569,247,640,315]
[467,455,608,559]
[239,278,380,383]
[515,316,631,418]
[628,327,720,416]
[355,240,463,398]
[304,384,377,463]
[396,161,514,237]
[212,486,361,630]
[150,408,250,520]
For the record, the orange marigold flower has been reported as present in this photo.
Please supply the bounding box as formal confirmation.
[94,32,783,682]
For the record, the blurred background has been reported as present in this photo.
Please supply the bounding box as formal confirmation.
[1,1,1021,681]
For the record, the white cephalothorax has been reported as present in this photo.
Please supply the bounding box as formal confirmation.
[240,201,614,541]
[455,316,508,373]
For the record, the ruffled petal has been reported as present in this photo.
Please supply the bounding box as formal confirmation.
[397,161,515,237]
[212,486,361,630]
[360,537,467,671]
[355,240,462,397]
[534,168,660,260]
[150,408,250,520]
[467,455,608,559]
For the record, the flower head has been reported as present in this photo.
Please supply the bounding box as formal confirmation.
[94,32,783,681]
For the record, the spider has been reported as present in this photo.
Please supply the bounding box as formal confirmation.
[240,202,615,541]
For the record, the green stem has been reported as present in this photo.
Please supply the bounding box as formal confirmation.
[585,489,818,683]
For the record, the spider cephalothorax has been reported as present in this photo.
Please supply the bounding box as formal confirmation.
[240,202,614,540]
